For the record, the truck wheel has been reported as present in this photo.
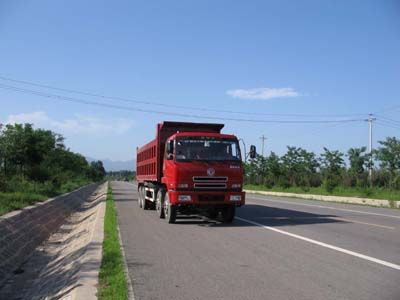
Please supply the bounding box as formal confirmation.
[144,199,151,210]
[156,189,165,219]
[164,193,176,224]
[221,206,235,223]
[138,186,143,208]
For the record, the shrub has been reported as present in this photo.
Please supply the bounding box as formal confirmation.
[277,176,291,189]
[361,187,374,197]
[5,175,36,193]
[262,177,274,189]
[0,174,6,192]
[301,185,310,192]
[324,178,338,193]
[391,175,400,190]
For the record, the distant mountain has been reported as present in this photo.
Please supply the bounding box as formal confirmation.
[87,157,135,172]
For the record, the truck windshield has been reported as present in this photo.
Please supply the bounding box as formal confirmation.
[175,137,241,162]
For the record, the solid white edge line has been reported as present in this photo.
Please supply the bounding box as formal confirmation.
[235,216,400,271]
[249,196,400,219]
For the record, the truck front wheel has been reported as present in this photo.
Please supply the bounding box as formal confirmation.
[164,193,176,223]
[221,206,236,223]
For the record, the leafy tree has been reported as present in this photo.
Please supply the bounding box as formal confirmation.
[281,147,319,187]
[0,123,105,194]
[347,147,368,175]
[264,152,282,186]
[320,147,345,192]
[281,146,303,186]
[346,147,369,187]
[244,154,263,184]
[88,160,106,181]
[0,124,61,177]
[375,137,400,188]
[375,137,400,176]
[320,147,345,175]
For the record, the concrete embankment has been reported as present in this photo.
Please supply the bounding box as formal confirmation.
[0,183,102,288]
[245,189,400,208]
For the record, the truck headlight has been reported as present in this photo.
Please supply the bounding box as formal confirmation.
[177,183,189,188]
[232,184,241,188]
[230,195,241,201]
[178,195,191,201]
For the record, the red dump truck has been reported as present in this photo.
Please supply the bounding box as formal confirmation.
[136,121,255,223]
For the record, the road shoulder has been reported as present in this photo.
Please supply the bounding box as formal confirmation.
[245,189,400,209]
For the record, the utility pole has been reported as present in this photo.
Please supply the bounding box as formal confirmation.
[366,114,376,185]
[260,135,267,157]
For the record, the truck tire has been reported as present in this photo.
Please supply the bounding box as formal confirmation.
[156,189,165,219]
[138,186,143,208]
[164,192,176,223]
[144,198,151,210]
[221,206,235,223]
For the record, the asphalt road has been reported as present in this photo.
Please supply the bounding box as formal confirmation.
[112,181,400,300]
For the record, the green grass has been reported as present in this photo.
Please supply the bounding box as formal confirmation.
[0,178,92,216]
[98,183,128,300]
[245,184,400,201]
[0,192,47,216]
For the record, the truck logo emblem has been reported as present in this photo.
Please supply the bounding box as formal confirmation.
[207,168,215,176]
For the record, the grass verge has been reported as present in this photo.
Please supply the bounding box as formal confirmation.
[245,184,400,202]
[0,178,92,216]
[0,192,46,216]
[98,183,128,300]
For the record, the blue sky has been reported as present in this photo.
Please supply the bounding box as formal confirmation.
[0,0,399,161]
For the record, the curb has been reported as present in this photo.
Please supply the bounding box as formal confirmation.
[74,183,108,300]
[245,189,400,209]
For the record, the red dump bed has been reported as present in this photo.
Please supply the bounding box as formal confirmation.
[136,121,224,183]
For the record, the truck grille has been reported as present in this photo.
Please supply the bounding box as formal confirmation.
[194,183,227,189]
[193,176,228,182]
[198,194,225,202]
[193,176,228,190]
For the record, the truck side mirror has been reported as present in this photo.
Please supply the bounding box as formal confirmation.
[166,140,174,159]
[249,145,256,159]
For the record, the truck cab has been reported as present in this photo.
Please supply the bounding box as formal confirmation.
[162,131,245,221]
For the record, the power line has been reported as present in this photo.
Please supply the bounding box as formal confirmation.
[375,115,400,126]
[0,83,366,124]
[0,75,367,118]
[376,120,400,130]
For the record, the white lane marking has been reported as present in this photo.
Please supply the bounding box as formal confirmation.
[235,216,400,271]
[254,216,395,230]
[248,196,400,219]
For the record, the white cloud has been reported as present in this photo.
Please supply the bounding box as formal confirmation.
[226,87,300,100]
[5,111,134,135]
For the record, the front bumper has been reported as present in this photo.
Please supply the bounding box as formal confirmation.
[168,190,245,206]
